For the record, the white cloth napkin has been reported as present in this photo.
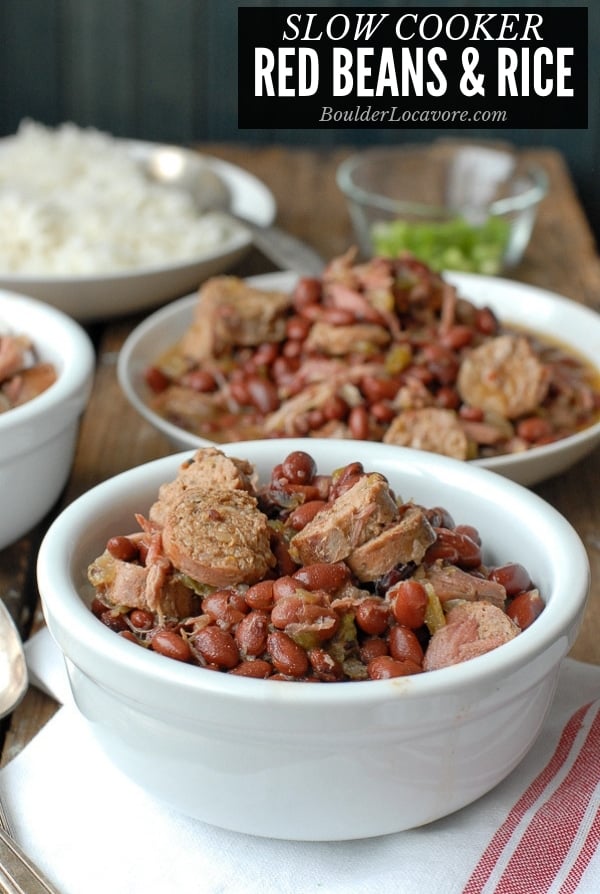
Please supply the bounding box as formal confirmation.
[1,628,599,894]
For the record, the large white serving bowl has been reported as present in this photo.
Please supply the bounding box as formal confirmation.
[118,271,600,487]
[37,438,589,841]
[0,291,95,549]
[0,141,275,322]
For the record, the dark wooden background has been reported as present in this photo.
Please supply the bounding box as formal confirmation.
[0,0,597,237]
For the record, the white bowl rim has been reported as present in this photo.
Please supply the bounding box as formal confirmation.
[0,290,95,434]
[37,439,590,709]
[117,270,600,481]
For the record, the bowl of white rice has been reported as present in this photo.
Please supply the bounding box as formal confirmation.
[0,121,275,321]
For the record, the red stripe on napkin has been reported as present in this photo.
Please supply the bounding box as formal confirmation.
[463,700,600,894]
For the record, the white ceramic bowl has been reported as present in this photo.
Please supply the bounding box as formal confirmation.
[118,271,600,487]
[0,141,275,322]
[0,291,95,549]
[37,439,589,840]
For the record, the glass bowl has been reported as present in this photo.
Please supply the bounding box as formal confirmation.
[336,143,548,274]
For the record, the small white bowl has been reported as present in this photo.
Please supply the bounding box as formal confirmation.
[37,439,589,840]
[0,291,95,549]
[118,271,600,487]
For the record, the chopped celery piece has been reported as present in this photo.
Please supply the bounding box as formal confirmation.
[424,585,446,635]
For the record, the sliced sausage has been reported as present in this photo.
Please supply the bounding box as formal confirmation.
[161,486,275,587]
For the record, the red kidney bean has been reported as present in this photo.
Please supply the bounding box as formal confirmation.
[475,306,499,335]
[489,562,533,596]
[180,369,216,392]
[91,598,108,618]
[229,379,251,406]
[100,610,129,633]
[454,524,482,546]
[388,626,424,666]
[405,365,435,386]
[244,579,275,611]
[306,409,326,431]
[359,637,389,664]
[252,342,279,366]
[286,315,312,341]
[367,655,423,680]
[267,631,309,677]
[428,355,459,386]
[348,404,370,439]
[201,590,246,629]
[281,450,317,485]
[516,416,553,443]
[106,535,138,562]
[293,276,321,310]
[151,629,192,663]
[235,611,269,656]
[271,597,337,639]
[286,482,323,502]
[192,627,240,670]
[355,598,391,635]
[287,500,327,531]
[271,356,299,385]
[144,365,170,393]
[293,561,350,593]
[322,394,350,421]
[271,596,307,629]
[436,386,461,410]
[129,609,155,631]
[308,648,344,682]
[507,590,545,630]
[272,576,302,601]
[424,506,455,529]
[425,528,482,568]
[459,405,485,422]
[439,324,474,350]
[282,339,303,359]
[360,375,400,402]
[230,659,273,678]
[369,401,396,423]
[119,630,138,644]
[390,580,428,628]
[330,462,364,499]
[270,534,298,577]
[246,376,280,413]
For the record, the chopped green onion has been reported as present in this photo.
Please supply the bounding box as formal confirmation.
[371,216,511,274]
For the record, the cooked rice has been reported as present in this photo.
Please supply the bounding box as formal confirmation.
[0,120,243,276]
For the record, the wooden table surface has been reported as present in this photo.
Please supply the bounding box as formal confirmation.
[1,142,600,766]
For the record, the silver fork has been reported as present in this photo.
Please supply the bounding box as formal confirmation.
[0,793,62,894]
[0,598,62,894]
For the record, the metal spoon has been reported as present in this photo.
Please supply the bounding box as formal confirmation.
[0,600,62,893]
[144,146,325,276]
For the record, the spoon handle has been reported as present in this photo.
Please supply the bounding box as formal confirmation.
[0,826,62,894]
[243,220,325,276]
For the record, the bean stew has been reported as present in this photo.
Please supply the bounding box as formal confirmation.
[144,250,600,460]
[88,446,544,681]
